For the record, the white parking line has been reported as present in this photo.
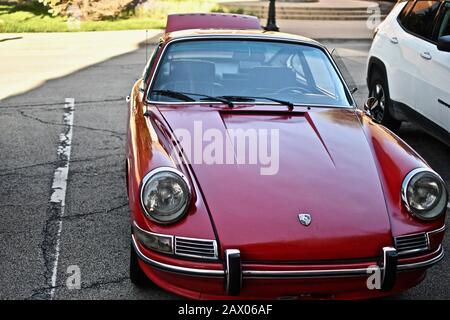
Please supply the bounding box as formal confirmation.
[49,98,75,299]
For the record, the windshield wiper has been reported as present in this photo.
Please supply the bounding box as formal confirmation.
[151,90,196,102]
[151,91,295,110]
[151,90,234,107]
[219,95,294,111]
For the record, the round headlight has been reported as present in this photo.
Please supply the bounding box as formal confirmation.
[402,168,448,221]
[140,167,191,224]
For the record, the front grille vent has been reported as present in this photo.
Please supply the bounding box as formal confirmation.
[175,237,218,260]
[394,233,429,256]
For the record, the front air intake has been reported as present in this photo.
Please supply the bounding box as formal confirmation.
[175,236,218,260]
[394,233,429,256]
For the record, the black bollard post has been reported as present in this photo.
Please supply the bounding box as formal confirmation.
[264,0,279,32]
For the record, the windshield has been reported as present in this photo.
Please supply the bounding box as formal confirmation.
[148,39,352,107]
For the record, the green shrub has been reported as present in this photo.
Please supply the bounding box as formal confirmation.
[228,8,244,14]
[210,5,250,16]
[133,0,216,20]
[37,0,137,20]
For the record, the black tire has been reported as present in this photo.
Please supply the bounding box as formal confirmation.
[130,239,154,287]
[368,69,402,132]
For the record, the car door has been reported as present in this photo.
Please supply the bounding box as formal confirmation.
[401,1,445,130]
[380,1,417,110]
[425,1,450,133]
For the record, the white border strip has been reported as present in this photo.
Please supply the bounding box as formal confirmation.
[49,98,75,299]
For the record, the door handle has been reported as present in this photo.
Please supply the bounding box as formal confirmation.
[438,99,450,109]
[389,36,399,44]
[420,52,432,60]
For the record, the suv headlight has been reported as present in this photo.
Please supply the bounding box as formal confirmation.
[401,168,448,221]
[140,167,191,224]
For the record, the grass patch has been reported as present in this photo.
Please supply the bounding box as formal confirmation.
[0,3,68,32]
[0,3,165,33]
[79,18,164,32]
[0,0,226,33]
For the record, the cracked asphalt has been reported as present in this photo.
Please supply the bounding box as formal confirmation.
[0,40,449,300]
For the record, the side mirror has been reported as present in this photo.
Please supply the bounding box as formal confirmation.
[437,35,450,52]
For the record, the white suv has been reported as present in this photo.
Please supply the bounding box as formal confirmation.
[367,0,450,145]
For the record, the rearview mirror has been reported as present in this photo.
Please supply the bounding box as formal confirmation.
[437,35,450,52]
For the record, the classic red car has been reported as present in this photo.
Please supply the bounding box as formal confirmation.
[126,13,448,299]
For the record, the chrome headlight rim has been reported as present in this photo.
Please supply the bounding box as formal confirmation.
[401,168,448,221]
[139,166,192,225]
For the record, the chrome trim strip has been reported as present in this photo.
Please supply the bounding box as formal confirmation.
[397,246,444,271]
[242,268,369,279]
[146,100,354,111]
[149,101,353,109]
[131,234,225,277]
[144,35,356,108]
[244,247,443,278]
[427,225,446,235]
[133,234,444,278]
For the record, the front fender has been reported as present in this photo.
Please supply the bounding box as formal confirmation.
[126,81,218,245]
[357,110,446,237]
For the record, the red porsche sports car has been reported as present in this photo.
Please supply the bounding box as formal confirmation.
[126,13,447,299]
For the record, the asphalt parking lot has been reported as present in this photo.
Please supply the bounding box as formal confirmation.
[0,40,449,300]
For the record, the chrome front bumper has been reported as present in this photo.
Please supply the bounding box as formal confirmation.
[131,235,444,295]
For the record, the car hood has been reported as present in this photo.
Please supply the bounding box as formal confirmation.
[159,106,392,262]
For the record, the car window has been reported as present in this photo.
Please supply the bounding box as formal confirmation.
[402,0,441,40]
[303,50,337,96]
[438,2,450,37]
[398,0,415,23]
[143,46,160,83]
[289,54,306,81]
[148,40,352,107]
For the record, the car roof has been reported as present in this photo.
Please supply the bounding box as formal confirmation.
[166,13,261,33]
[161,13,321,47]
[161,28,321,48]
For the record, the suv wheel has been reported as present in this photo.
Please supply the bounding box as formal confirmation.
[369,70,401,131]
